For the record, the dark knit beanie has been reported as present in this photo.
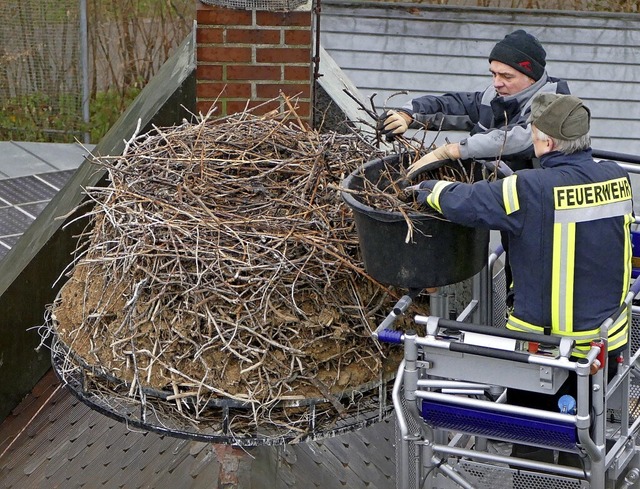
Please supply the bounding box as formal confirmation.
[489,30,546,81]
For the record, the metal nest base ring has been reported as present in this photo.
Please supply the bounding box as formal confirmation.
[49,326,394,447]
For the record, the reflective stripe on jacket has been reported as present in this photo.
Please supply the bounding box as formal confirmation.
[422,149,633,356]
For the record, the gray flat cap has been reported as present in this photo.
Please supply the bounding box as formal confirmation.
[528,93,591,140]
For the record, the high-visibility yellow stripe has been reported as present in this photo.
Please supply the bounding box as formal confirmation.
[571,322,629,357]
[608,325,629,351]
[502,175,520,215]
[426,181,453,214]
[506,315,544,334]
[564,223,576,331]
[507,311,629,357]
[551,222,563,331]
[549,313,627,341]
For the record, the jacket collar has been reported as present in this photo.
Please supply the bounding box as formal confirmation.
[539,149,593,168]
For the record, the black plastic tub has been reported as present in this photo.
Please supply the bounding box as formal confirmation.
[341,153,489,289]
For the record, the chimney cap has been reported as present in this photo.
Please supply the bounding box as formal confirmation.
[200,0,311,11]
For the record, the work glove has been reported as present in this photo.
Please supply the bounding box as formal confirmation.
[379,110,411,137]
[403,181,434,206]
[406,144,457,180]
[480,159,514,179]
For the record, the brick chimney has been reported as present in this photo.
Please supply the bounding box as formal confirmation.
[196,0,314,122]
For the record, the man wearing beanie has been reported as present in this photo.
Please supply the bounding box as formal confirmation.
[380,29,569,175]
[411,93,633,465]
[381,29,569,305]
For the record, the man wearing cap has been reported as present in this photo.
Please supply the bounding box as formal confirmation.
[413,92,633,461]
[381,29,570,174]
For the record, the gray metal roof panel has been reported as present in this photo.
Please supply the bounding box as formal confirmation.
[0,142,91,180]
[10,142,92,173]
[324,1,639,29]
[18,202,51,220]
[325,438,393,487]
[0,370,399,489]
[0,143,89,262]
[0,243,10,260]
[0,143,59,179]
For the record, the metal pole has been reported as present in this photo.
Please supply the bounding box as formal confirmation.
[392,361,411,489]
[312,0,321,129]
[593,149,640,165]
[80,0,90,144]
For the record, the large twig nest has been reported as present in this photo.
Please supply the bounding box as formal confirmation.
[49,105,429,437]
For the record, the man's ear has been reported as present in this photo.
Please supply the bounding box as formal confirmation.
[546,138,555,152]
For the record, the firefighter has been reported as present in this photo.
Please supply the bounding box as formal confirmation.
[412,92,633,463]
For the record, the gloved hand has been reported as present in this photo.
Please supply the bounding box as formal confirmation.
[403,182,432,205]
[481,159,514,179]
[406,144,459,179]
[379,110,411,137]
